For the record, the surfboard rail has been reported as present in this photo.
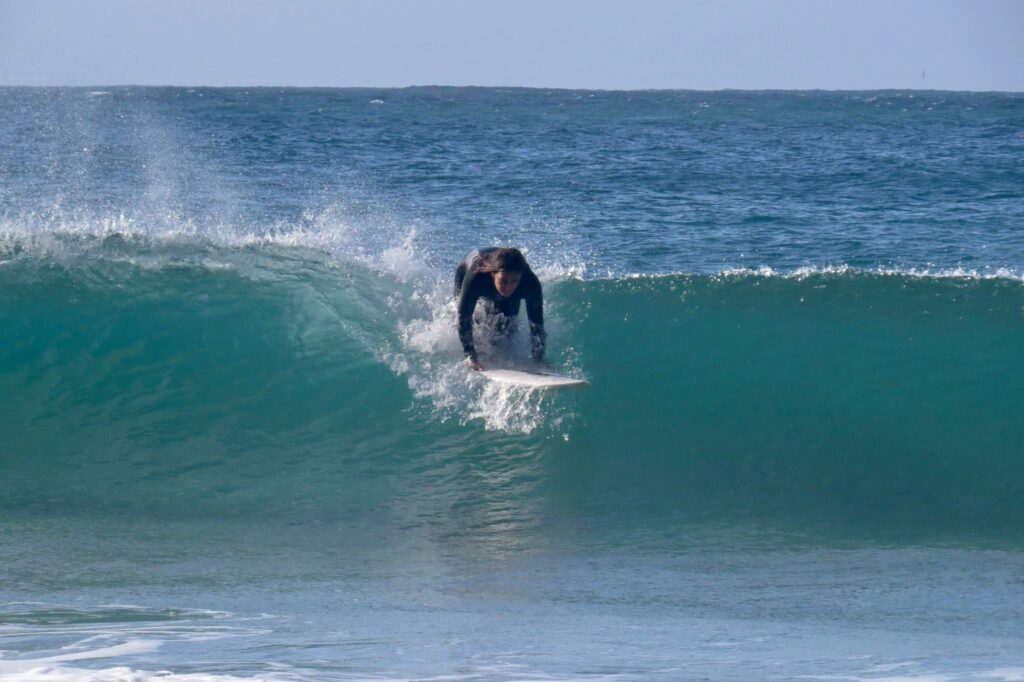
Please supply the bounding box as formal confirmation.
[480,368,591,389]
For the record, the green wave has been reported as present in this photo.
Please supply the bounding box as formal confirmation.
[2,252,1022,541]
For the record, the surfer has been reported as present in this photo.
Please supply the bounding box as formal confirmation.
[454,247,545,371]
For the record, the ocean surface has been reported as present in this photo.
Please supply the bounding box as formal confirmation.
[1,87,1023,681]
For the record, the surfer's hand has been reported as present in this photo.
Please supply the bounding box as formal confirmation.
[466,357,484,371]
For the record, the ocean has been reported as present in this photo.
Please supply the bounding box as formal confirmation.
[1,86,1022,681]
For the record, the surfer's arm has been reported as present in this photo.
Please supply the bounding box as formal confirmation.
[524,276,546,362]
[456,283,480,362]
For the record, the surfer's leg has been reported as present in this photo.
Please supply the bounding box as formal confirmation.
[488,311,519,355]
[471,301,501,347]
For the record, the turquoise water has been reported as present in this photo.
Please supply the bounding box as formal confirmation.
[1,87,1023,680]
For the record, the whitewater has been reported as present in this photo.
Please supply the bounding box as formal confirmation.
[1,87,1023,681]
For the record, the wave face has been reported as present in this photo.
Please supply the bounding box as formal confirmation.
[2,239,1022,540]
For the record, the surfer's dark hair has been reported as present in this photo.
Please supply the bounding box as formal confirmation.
[478,248,527,274]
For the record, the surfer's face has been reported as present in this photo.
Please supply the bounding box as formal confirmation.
[493,271,522,297]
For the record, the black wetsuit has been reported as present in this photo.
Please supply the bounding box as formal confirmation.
[454,248,545,362]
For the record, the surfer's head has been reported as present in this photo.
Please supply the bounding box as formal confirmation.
[479,248,527,297]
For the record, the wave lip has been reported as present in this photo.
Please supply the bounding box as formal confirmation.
[611,263,1024,283]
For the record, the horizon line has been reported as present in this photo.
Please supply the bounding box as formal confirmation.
[1,83,1021,94]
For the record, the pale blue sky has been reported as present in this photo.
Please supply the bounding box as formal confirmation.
[1,0,1021,90]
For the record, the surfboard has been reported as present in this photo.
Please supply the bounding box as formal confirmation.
[480,368,590,389]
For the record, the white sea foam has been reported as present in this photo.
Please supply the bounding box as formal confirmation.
[387,278,562,435]
[717,263,1024,282]
[0,605,272,682]
[7,207,1016,285]
[376,238,586,434]
[0,666,271,681]
[613,264,1024,283]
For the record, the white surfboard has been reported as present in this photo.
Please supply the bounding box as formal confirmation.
[480,368,590,389]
